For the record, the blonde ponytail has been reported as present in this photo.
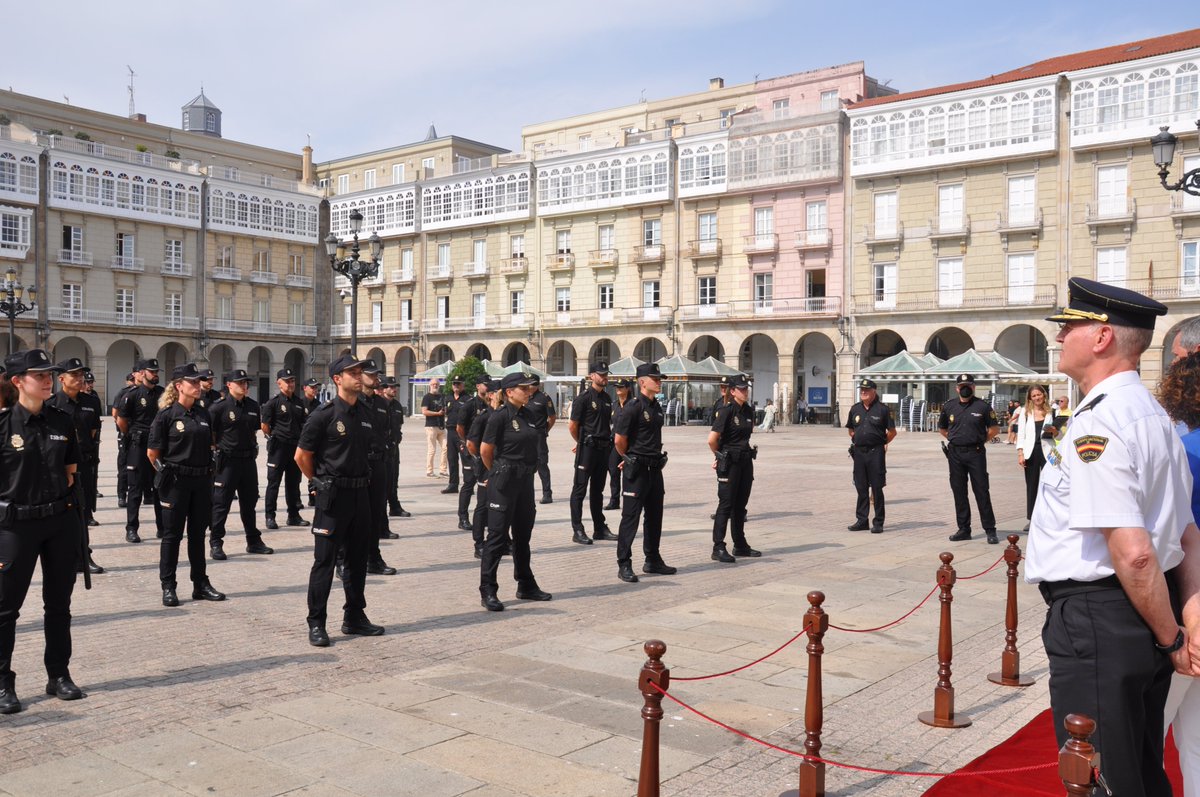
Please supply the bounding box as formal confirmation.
[159,381,179,410]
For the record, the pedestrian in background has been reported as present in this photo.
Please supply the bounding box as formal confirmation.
[1015,385,1058,528]
[845,378,895,534]
[421,378,447,477]
[940,373,1000,545]
[709,373,762,561]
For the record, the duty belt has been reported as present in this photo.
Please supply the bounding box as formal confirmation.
[172,463,212,478]
[626,453,666,468]
[1038,575,1122,604]
[495,460,535,478]
[950,443,984,450]
[366,452,383,461]
[14,497,74,520]
[222,449,257,459]
[333,476,370,489]
[853,444,883,450]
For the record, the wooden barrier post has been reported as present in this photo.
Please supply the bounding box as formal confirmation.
[799,591,828,797]
[988,534,1035,687]
[1060,714,1101,796]
[637,640,670,797]
[918,552,972,728]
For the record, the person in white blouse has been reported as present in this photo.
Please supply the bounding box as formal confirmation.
[1015,386,1059,530]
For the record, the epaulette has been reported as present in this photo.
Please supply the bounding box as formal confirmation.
[1074,394,1106,415]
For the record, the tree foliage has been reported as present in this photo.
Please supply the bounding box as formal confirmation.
[444,356,487,394]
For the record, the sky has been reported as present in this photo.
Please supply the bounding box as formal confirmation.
[7,1,1200,161]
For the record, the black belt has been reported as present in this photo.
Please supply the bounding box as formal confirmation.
[222,449,257,459]
[14,497,74,520]
[1038,575,1122,604]
[853,443,883,450]
[366,452,383,461]
[950,443,984,450]
[333,476,369,489]
[171,464,212,477]
[496,460,535,478]
[627,454,666,468]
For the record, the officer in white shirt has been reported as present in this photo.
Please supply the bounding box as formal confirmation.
[1027,277,1200,797]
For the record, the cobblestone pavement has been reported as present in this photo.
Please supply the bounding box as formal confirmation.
[0,422,1053,796]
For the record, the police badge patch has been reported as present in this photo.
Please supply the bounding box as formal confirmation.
[335,421,346,435]
[733,415,741,426]
[949,414,954,424]
[1074,435,1109,463]
[511,419,519,431]
[9,434,23,450]
[229,411,236,421]
[643,411,650,421]
[175,421,185,432]
[591,401,597,410]
[281,404,288,413]
[139,397,147,407]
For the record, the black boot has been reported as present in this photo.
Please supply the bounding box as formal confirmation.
[571,526,594,545]
[617,562,639,583]
[0,679,21,714]
[593,525,617,541]
[480,588,504,612]
[604,497,619,511]
[711,545,736,563]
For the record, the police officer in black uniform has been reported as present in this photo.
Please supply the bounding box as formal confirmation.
[527,376,556,504]
[382,376,411,518]
[466,379,500,558]
[209,369,272,561]
[260,368,308,530]
[50,359,102,535]
[148,363,225,607]
[197,369,222,410]
[479,371,553,612]
[939,373,1000,544]
[300,377,322,508]
[443,377,468,494]
[569,361,615,546]
[711,376,731,419]
[360,362,397,573]
[613,363,676,583]
[456,375,489,531]
[80,371,104,517]
[845,378,896,534]
[605,377,633,511]
[296,354,384,646]
[117,359,164,543]
[0,350,87,714]
[708,373,761,563]
[111,372,135,508]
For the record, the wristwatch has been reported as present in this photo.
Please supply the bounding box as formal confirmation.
[1155,629,1185,654]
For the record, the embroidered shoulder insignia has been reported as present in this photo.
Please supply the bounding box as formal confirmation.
[1074,435,1109,463]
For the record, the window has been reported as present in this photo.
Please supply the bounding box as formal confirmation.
[117,232,135,259]
[364,169,376,190]
[115,288,135,322]
[874,262,897,308]
[164,239,184,267]
[643,280,660,308]
[399,299,412,331]
[806,269,826,298]
[805,201,828,245]
[343,303,352,327]
[289,302,305,326]
[1096,165,1128,216]
[598,284,614,310]
[0,207,31,256]
[753,206,774,246]
[938,258,963,307]
[556,230,571,254]
[1007,175,1036,224]
[698,276,716,305]
[165,293,183,327]
[371,301,383,331]
[578,135,592,152]
[422,157,435,178]
[1007,253,1036,304]
[254,250,270,270]
[392,164,405,185]
[218,244,234,269]
[205,112,216,133]
[556,287,571,312]
[772,98,790,120]
[290,253,303,275]
[599,224,614,251]
[61,225,83,260]
[217,295,233,320]
[436,295,449,324]
[719,108,735,129]
[754,273,774,310]
[698,213,717,242]
[1183,241,1200,295]
[472,293,486,327]
[471,239,487,272]
[820,90,839,112]
[437,243,450,275]
[400,247,413,280]
[253,299,270,324]
[938,184,964,231]
[510,235,525,258]
[61,283,82,321]
[337,174,349,194]
[642,219,661,246]
[1096,247,1127,286]
[510,290,525,316]
[873,192,897,236]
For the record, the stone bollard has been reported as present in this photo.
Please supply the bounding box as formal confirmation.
[637,640,670,797]
[799,591,828,797]
[988,534,1035,687]
[1059,714,1101,796]
[918,552,972,728]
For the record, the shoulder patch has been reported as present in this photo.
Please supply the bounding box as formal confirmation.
[1073,434,1109,463]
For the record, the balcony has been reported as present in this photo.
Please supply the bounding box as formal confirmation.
[421,316,491,333]
[285,273,313,288]
[491,312,530,330]
[331,320,415,338]
[110,255,145,272]
[742,233,779,256]
[539,308,619,328]
[849,283,1058,315]
[795,229,831,250]
[546,253,574,273]
[1085,199,1136,244]
[1117,278,1200,303]
[928,216,971,256]
[588,249,619,269]
[685,239,722,260]
[997,209,1043,251]
[864,222,904,246]
[678,296,843,322]
[429,265,454,284]
[502,256,528,276]
[161,261,194,277]
[391,269,415,285]
[41,134,202,175]
[48,306,199,330]
[205,318,317,336]
[212,266,242,281]
[621,306,665,323]
[57,250,93,267]
[1171,194,1200,221]
[250,270,279,285]
[634,244,665,265]
[460,262,490,281]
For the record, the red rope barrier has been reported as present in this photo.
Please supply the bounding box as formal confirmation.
[958,552,1008,580]
[673,629,807,682]
[649,682,1056,779]
[828,583,939,633]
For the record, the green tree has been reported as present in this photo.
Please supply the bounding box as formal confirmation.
[444,356,487,395]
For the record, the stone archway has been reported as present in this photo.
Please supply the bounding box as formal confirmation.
[588,339,619,367]
[687,335,724,362]
[793,333,836,413]
[366,347,386,375]
[502,341,531,367]
[208,345,235,387]
[0,334,31,360]
[546,341,577,376]
[926,327,974,360]
[739,333,780,405]
[105,339,142,404]
[52,335,92,366]
[284,348,307,382]
[247,346,273,403]
[393,347,417,410]
[466,343,492,361]
[633,337,667,362]
[995,324,1050,373]
[157,341,190,376]
[859,329,907,369]
[429,345,454,367]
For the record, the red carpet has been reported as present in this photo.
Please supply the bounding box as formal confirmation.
[922,709,1183,796]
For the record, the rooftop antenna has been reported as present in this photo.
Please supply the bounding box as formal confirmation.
[63,95,69,105]
[639,89,646,102]
[127,65,137,117]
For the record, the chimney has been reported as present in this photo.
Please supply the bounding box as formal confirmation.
[709,77,725,91]
[301,145,313,184]
[130,113,147,123]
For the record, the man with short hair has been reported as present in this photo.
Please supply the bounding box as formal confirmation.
[359,362,397,575]
[940,373,1000,545]
[209,369,272,561]
[845,378,896,534]
[526,376,556,504]
[455,375,489,530]
[1027,277,1200,796]
[260,369,308,530]
[569,362,614,546]
[300,377,322,508]
[382,377,411,518]
[443,377,468,493]
[197,369,221,410]
[116,359,164,543]
[1172,315,1200,362]
[421,378,447,477]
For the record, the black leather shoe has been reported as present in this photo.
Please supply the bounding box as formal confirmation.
[336,562,346,581]
[391,507,412,518]
[711,546,736,564]
[45,676,83,701]
[473,546,482,560]
[539,494,553,505]
[847,522,869,531]
[732,547,762,558]
[0,684,20,714]
[192,582,226,601]
[341,618,385,636]
[571,528,594,545]
[246,542,274,555]
[871,526,884,534]
[515,587,553,601]
[308,626,330,647]
[458,519,472,531]
[367,559,397,576]
[379,530,399,540]
[481,590,504,612]
[264,517,279,530]
[604,499,619,511]
[440,486,457,494]
[287,516,310,527]
[125,529,141,544]
[593,526,617,541]
[117,499,127,508]
[87,518,100,528]
[986,531,1000,545]
[210,544,227,561]
[948,530,973,542]
[618,563,639,583]
[162,587,180,607]
[643,560,678,576]
[81,557,104,575]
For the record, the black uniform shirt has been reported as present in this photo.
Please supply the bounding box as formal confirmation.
[938,396,999,445]
[148,401,213,468]
[483,402,538,465]
[421,390,445,429]
[610,396,631,440]
[261,391,305,443]
[571,385,612,440]
[298,396,373,480]
[365,392,390,456]
[467,405,492,449]
[48,390,101,457]
[388,399,405,442]
[0,403,79,504]
[711,400,755,450]
[445,391,468,429]
[846,400,894,446]
[614,393,664,458]
[111,384,136,416]
[459,393,484,438]
[302,396,321,423]
[119,384,166,433]
[210,395,261,453]
[711,395,730,412]
[197,388,222,411]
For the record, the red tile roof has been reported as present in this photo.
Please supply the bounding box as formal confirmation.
[851,28,1200,110]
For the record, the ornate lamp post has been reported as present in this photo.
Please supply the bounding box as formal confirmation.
[1150,121,1200,196]
[0,267,36,353]
[324,208,382,355]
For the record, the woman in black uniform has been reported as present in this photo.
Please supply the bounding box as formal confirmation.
[605,378,632,511]
[466,379,500,559]
[479,372,551,612]
[707,373,761,563]
[148,363,225,607]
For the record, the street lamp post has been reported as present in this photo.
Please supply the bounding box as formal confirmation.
[1150,121,1200,197]
[325,208,382,355]
[0,267,36,354]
